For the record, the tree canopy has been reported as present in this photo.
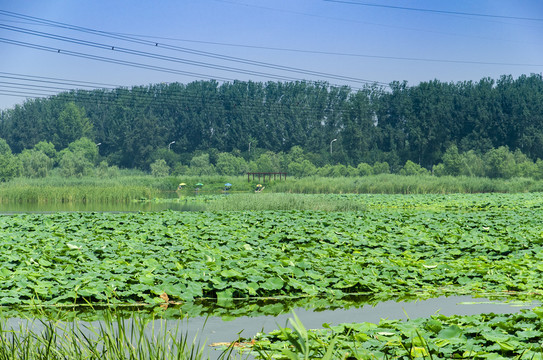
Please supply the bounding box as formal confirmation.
[2,74,543,173]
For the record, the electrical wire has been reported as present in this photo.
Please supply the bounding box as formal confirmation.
[0,72,121,89]
[323,0,543,22]
[0,37,242,82]
[0,11,388,86]
[0,24,301,81]
[0,76,368,119]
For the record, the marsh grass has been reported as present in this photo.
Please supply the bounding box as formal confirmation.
[2,174,543,205]
[206,193,366,211]
[0,175,254,204]
[0,184,157,204]
[0,176,165,204]
[0,311,240,360]
[271,174,543,194]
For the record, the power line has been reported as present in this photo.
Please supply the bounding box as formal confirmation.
[0,11,387,87]
[0,24,299,80]
[3,8,536,78]
[0,83,68,93]
[0,78,367,118]
[207,0,543,50]
[0,37,243,82]
[0,33,376,106]
[0,89,53,97]
[78,33,541,68]
[323,0,543,22]
[0,29,378,94]
[0,72,121,89]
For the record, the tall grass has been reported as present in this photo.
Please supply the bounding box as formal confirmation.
[270,174,543,194]
[0,184,157,204]
[206,193,366,211]
[0,175,254,204]
[0,312,239,360]
[3,174,543,204]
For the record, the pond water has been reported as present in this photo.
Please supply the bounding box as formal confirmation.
[1,202,540,358]
[3,295,539,359]
[188,295,539,355]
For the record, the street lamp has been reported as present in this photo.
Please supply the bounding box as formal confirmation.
[168,141,175,151]
[330,138,337,155]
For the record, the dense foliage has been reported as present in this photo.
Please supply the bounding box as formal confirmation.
[1,74,543,174]
[253,309,543,359]
[1,193,543,306]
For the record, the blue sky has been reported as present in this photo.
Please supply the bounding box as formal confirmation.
[1,0,543,110]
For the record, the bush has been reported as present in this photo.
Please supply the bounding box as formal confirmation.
[484,146,516,179]
[18,149,54,178]
[0,139,21,182]
[150,159,170,177]
[216,152,248,175]
[399,160,429,176]
[95,161,120,178]
[373,161,390,174]
[188,154,215,175]
[357,162,373,176]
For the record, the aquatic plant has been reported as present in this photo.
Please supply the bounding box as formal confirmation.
[0,311,243,360]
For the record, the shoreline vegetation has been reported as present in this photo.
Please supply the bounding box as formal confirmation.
[2,174,543,205]
[2,183,543,358]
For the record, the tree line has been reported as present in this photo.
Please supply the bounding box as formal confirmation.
[1,74,543,178]
[2,136,543,181]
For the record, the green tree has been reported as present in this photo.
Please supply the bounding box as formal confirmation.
[484,146,516,179]
[216,152,247,175]
[0,139,20,181]
[59,151,93,177]
[53,102,93,149]
[67,137,99,164]
[373,161,390,174]
[534,159,543,180]
[341,88,379,165]
[441,145,462,176]
[58,137,98,177]
[459,150,485,177]
[18,149,54,178]
[95,160,120,178]
[150,159,170,177]
[357,162,373,176]
[513,149,536,178]
[189,153,215,175]
[34,141,58,163]
[399,160,429,176]
[252,152,281,173]
[288,160,316,177]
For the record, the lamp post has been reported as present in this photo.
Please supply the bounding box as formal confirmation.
[168,141,175,151]
[330,138,337,155]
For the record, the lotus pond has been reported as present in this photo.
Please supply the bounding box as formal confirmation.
[1,192,543,358]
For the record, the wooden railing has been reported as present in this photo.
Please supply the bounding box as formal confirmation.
[247,172,287,183]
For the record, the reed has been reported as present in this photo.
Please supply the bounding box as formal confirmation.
[2,174,542,205]
[0,312,239,360]
[270,174,543,194]
[206,193,366,211]
[0,184,158,204]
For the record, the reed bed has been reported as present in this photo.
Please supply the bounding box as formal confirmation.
[271,174,543,194]
[206,193,366,211]
[0,184,157,204]
[2,174,543,205]
[0,312,238,360]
